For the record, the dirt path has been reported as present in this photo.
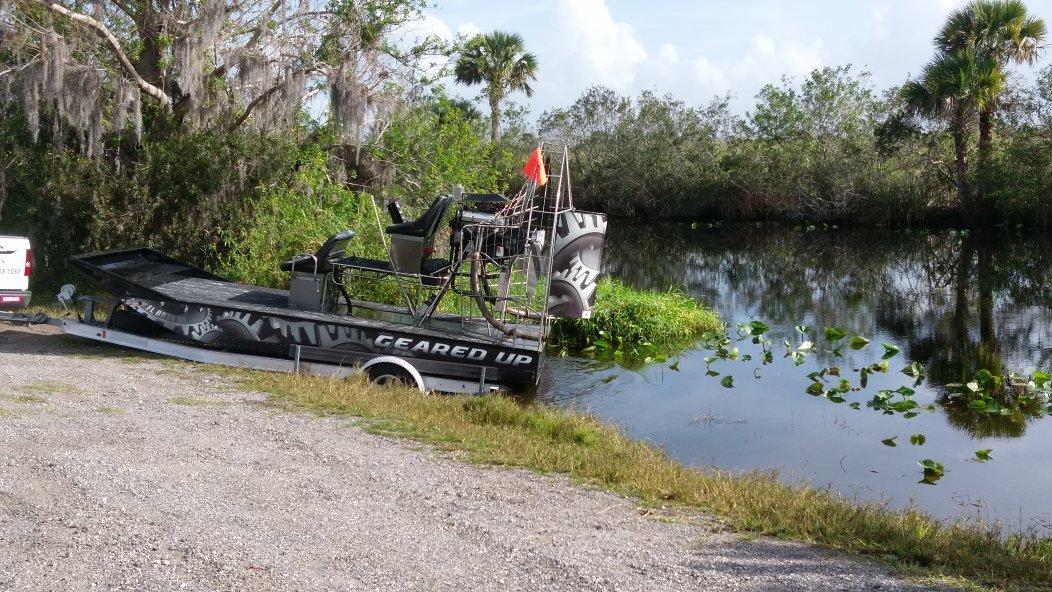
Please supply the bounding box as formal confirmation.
[0,324,938,591]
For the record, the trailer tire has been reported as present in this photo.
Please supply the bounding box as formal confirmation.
[362,358,424,391]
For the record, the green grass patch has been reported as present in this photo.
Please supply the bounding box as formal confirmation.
[10,394,47,404]
[237,370,1050,591]
[169,395,226,406]
[16,381,82,396]
[549,279,722,354]
[94,406,123,414]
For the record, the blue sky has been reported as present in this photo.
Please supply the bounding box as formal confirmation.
[413,0,1052,116]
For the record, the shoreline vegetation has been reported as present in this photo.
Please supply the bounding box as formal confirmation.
[549,279,723,357]
[239,369,1052,592]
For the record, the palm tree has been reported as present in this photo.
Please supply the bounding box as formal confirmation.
[454,31,538,143]
[903,48,1001,209]
[935,0,1046,204]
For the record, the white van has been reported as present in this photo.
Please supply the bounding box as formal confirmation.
[0,235,31,309]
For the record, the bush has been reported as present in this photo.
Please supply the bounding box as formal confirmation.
[215,144,385,288]
[549,279,723,352]
[376,96,516,210]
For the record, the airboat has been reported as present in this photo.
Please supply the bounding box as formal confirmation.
[13,148,607,394]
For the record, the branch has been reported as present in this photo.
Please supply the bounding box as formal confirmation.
[226,66,316,132]
[31,0,171,109]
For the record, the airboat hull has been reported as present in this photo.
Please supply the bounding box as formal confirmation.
[71,249,542,388]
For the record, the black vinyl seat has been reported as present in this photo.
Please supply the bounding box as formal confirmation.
[385,196,452,237]
[280,230,356,274]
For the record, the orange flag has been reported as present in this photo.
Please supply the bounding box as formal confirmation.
[523,147,548,186]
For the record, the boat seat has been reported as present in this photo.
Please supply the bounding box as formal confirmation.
[280,230,356,274]
[385,196,452,238]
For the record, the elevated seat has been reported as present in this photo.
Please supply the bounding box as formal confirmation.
[280,230,356,274]
[386,196,452,237]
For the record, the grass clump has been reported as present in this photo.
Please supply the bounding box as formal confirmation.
[11,394,47,404]
[16,381,81,396]
[169,396,225,406]
[549,279,722,353]
[240,370,1051,591]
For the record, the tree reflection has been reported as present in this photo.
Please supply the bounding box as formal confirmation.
[927,237,1047,438]
[604,223,1052,439]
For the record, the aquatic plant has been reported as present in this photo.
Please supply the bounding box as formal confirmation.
[682,319,1052,482]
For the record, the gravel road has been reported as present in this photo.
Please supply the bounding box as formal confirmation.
[0,324,939,591]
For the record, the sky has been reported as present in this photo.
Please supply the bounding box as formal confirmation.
[411,0,1052,117]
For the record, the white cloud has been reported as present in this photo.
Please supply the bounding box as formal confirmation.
[659,43,680,64]
[872,5,890,38]
[735,35,825,85]
[634,33,824,109]
[404,14,455,78]
[412,13,454,43]
[541,0,826,108]
[554,0,648,90]
[457,21,481,39]
[690,56,729,92]
[437,0,854,115]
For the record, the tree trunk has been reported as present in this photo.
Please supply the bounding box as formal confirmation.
[489,93,501,144]
[976,105,994,220]
[951,103,971,216]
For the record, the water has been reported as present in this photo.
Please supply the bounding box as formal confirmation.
[538,223,1052,533]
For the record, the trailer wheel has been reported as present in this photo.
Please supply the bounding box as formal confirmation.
[365,362,420,389]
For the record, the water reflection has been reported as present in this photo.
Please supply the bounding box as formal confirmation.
[606,223,1052,412]
[541,222,1052,530]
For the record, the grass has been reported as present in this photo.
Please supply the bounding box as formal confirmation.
[16,381,82,396]
[169,395,226,406]
[233,370,1051,591]
[549,279,723,352]
[10,394,47,404]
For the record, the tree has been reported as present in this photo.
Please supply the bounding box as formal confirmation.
[902,48,1002,210]
[453,31,538,143]
[0,1,442,153]
[935,0,1046,204]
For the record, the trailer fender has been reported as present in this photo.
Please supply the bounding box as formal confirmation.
[360,356,425,392]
